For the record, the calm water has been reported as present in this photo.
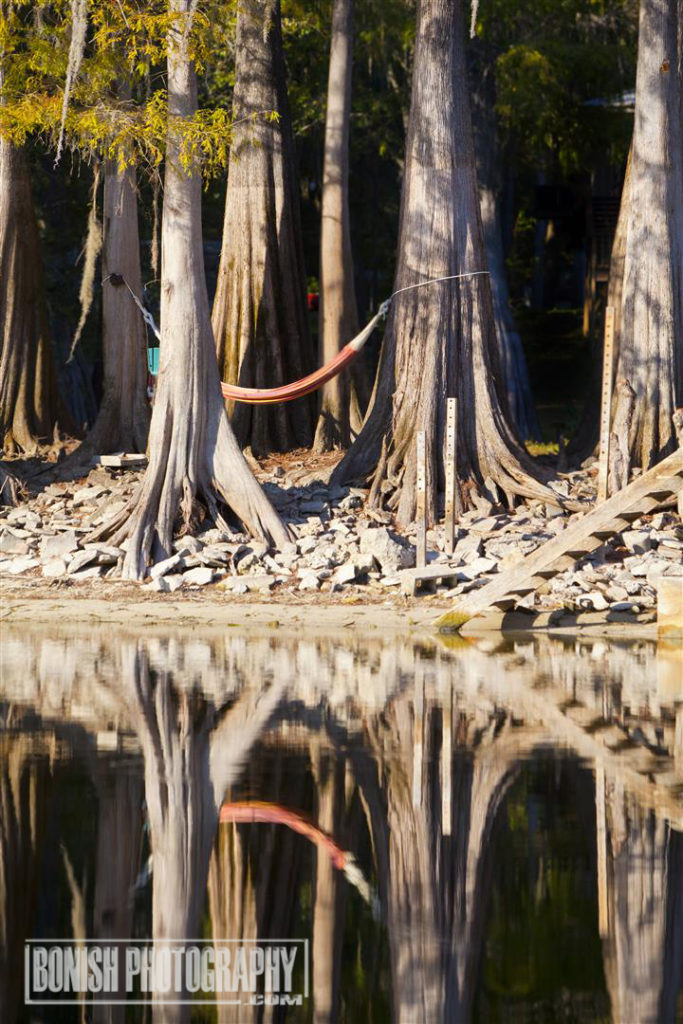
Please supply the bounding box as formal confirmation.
[1,624,681,1023]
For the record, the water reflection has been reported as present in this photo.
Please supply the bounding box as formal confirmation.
[1,626,681,1022]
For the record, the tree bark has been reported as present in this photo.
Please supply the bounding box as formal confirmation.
[570,143,633,463]
[331,0,553,525]
[119,642,287,1023]
[602,788,680,1024]
[611,0,683,468]
[80,158,150,455]
[212,0,314,455]
[313,0,368,452]
[0,141,72,453]
[93,0,291,578]
[470,47,541,442]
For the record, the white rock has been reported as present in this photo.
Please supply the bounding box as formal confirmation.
[298,536,318,555]
[42,559,68,578]
[183,567,215,586]
[459,557,498,580]
[150,553,184,579]
[73,485,108,505]
[40,530,79,560]
[621,529,656,553]
[582,591,609,611]
[333,562,357,586]
[358,526,414,574]
[144,576,171,592]
[454,534,483,560]
[646,561,680,585]
[6,556,40,574]
[164,574,184,592]
[0,533,29,555]
[70,566,104,580]
[67,549,99,574]
[173,535,203,554]
[299,574,321,591]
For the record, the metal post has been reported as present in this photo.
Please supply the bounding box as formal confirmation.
[445,398,458,555]
[597,306,615,502]
[416,431,427,568]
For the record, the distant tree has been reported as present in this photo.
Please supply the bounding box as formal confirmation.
[313,0,368,452]
[82,154,150,455]
[212,0,315,455]
[333,0,552,523]
[0,139,73,452]
[609,0,682,470]
[1,3,151,457]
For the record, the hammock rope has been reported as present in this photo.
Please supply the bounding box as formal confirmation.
[106,270,490,405]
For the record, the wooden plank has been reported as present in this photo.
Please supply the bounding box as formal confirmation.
[436,447,682,627]
[416,431,427,569]
[597,306,615,502]
[99,453,147,468]
[445,398,458,555]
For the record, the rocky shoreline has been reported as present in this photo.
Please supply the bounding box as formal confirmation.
[1,454,681,615]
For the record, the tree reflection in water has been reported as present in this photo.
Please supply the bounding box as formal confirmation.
[1,627,681,1023]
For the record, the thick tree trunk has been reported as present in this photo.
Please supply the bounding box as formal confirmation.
[570,144,633,463]
[119,643,287,1023]
[470,49,540,442]
[331,0,553,524]
[364,699,515,1022]
[313,0,368,452]
[479,186,541,444]
[81,158,150,455]
[93,1,291,578]
[0,141,72,453]
[212,0,314,455]
[611,0,683,470]
[602,789,680,1024]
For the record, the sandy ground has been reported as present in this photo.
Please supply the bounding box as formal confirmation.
[0,583,665,643]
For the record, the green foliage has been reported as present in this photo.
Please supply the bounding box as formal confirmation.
[0,0,245,176]
[478,0,637,174]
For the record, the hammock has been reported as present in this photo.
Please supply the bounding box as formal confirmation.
[220,800,379,914]
[112,270,490,405]
[220,306,387,404]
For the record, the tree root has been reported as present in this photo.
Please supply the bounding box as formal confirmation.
[90,403,291,579]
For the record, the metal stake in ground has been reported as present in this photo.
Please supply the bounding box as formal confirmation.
[597,307,615,502]
[445,398,458,554]
[416,431,427,568]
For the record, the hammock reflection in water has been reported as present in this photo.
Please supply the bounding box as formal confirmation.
[1,626,682,1022]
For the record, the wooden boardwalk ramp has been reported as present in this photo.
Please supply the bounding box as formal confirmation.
[436,447,683,630]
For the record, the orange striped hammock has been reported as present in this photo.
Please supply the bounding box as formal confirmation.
[147,305,387,405]
[220,307,386,404]
[140,272,489,404]
[219,800,379,912]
